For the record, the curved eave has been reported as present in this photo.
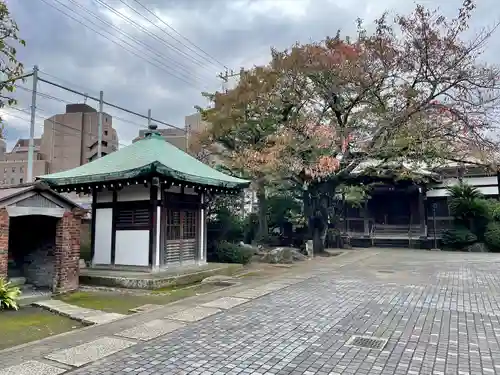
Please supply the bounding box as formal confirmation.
[37,161,250,190]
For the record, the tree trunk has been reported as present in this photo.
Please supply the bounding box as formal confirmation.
[312,226,327,253]
[302,184,330,254]
[256,183,268,244]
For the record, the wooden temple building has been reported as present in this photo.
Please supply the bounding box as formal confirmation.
[37,124,250,271]
[341,161,500,248]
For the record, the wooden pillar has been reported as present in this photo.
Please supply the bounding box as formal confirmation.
[199,192,205,263]
[149,180,158,268]
[90,188,97,265]
[363,200,370,236]
[419,186,427,237]
[110,190,118,265]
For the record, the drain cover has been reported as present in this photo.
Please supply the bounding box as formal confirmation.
[377,270,394,274]
[346,335,388,350]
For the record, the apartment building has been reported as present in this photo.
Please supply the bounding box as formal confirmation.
[132,112,209,153]
[132,127,187,151]
[0,103,119,184]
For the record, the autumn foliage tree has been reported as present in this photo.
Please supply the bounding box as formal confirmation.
[0,1,25,138]
[201,0,500,252]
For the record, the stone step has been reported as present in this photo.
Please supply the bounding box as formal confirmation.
[9,277,26,286]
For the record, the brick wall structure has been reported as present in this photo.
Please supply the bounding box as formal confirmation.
[53,209,83,292]
[0,208,9,279]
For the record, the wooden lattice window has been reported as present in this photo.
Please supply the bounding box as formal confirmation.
[166,209,181,240]
[183,211,197,239]
[116,206,149,230]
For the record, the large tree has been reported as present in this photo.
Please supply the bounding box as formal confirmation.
[202,0,500,252]
[0,1,25,137]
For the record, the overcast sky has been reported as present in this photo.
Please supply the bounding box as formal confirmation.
[2,0,499,151]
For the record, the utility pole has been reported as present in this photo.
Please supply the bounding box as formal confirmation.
[97,91,103,158]
[27,65,38,183]
[217,68,242,93]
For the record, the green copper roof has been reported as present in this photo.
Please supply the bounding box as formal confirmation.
[37,132,250,189]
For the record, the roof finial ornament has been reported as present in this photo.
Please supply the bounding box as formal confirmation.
[145,108,159,137]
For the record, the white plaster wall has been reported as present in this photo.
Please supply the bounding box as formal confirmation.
[427,176,499,197]
[118,185,150,202]
[93,208,112,264]
[156,206,161,267]
[115,230,150,266]
[96,190,113,203]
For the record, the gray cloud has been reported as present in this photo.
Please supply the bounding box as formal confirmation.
[3,0,500,149]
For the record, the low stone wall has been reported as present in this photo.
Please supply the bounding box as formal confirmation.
[79,264,243,289]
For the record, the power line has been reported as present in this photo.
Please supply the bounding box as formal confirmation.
[37,70,98,97]
[37,0,209,91]
[95,0,218,76]
[64,0,213,84]
[36,75,188,132]
[124,0,228,70]
[14,84,151,131]
[4,107,129,148]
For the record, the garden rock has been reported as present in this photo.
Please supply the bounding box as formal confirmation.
[467,242,489,252]
[239,242,261,255]
[261,247,307,264]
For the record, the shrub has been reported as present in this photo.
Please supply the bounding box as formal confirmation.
[214,241,253,265]
[486,199,500,221]
[485,222,500,252]
[441,227,477,249]
[0,277,21,310]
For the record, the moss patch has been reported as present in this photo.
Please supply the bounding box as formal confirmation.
[56,284,225,315]
[0,306,84,350]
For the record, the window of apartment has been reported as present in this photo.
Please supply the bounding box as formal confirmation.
[19,178,23,184]
[3,168,6,173]
[104,130,108,136]
[11,167,15,173]
[20,166,24,173]
[10,178,14,185]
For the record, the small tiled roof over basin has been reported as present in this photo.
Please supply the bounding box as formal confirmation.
[36,127,250,191]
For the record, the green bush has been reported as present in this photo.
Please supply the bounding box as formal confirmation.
[485,222,500,252]
[0,277,21,310]
[214,241,253,265]
[441,227,477,249]
[486,199,500,221]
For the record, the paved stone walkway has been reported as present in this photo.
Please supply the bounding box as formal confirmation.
[4,249,500,374]
[34,300,126,325]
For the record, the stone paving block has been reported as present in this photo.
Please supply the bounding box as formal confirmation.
[16,250,500,375]
[201,296,248,310]
[128,304,163,313]
[45,337,136,367]
[233,287,272,299]
[0,360,66,375]
[115,319,185,341]
[83,313,125,325]
[165,306,221,322]
[33,300,125,325]
[260,282,289,291]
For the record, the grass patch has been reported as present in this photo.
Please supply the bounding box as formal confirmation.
[56,283,225,315]
[0,306,84,350]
